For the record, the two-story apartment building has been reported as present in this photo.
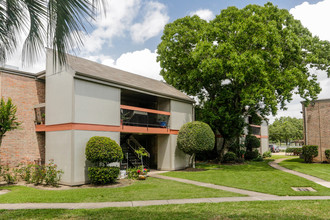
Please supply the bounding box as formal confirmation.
[1,50,269,185]
[34,50,193,185]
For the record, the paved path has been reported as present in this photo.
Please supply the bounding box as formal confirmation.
[1,196,330,210]
[269,158,330,188]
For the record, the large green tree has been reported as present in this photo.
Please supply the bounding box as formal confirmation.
[0,0,105,66]
[157,3,330,157]
[269,117,303,146]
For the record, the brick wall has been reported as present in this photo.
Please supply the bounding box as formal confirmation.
[303,100,330,162]
[0,71,45,166]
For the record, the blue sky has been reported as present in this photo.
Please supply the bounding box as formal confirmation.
[6,0,330,122]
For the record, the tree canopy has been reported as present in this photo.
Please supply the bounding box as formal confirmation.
[157,3,330,156]
[269,117,303,145]
[0,0,105,66]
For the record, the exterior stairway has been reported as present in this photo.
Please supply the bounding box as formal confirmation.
[120,135,150,169]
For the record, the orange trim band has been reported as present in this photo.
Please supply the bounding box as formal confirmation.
[249,124,261,128]
[36,123,179,135]
[120,105,171,116]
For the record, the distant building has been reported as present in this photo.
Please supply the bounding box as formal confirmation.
[302,99,330,162]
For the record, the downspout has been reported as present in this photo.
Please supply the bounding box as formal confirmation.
[318,103,323,162]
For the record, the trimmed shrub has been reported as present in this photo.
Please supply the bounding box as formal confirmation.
[302,145,318,163]
[262,151,272,158]
[245,149,259,161]
[245,135,260,151]
[292,148,302,156]
[325,149,330,162]
[177,121,215,167]
[223,152,237,163]
[177,121,215,155]
[85,136,123,166]
[286,148,294,154]
[88,167,120,185]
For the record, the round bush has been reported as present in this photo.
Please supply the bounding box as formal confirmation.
[302,145,318,163]
[88,167,120,185]
[223,152,237,163]
[85,136,123,165]
[177,121,215,155]
[245,135,260,151]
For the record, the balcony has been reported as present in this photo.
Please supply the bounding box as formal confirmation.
[120,105,170,129]
[34,103,46,132]
[249,124,261,137]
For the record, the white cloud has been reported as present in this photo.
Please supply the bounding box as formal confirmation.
[87,49,162,80]
[113,49,162,80]
[189,9,214,21]
[290,0,330,41]
[130,2,169,43]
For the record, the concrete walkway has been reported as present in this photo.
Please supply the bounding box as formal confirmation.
[1,196,330,210]
[269,158,330,188]
[149,174,276,197]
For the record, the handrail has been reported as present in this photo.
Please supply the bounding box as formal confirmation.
[129,136,151,158]
[120,105,170,116]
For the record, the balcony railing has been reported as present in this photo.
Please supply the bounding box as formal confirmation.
[249,124,261,136]
[120,105,170,129]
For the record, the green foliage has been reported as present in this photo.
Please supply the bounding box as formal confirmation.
[325,150,330,162]
[44,160,64,186]
[222,152,237,163]
[177,121,215,156]
[88,167,119,185]
[245,135,260,151]
[0,0,106,66]
[1,165,18,184]
[253,155,264,162]
[85,136,123,166]
[16,161,63,186]
[127,166,148,180]
[0,97,21,146]
[262,151,272,158]
[302,145,318,163]
[157,3,330,156]
[269,117,303,144]
[135,147,148,157]
[244,150,260,161]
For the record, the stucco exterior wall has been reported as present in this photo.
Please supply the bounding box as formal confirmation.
[260,121,269,154]
[170,100,193,130]
[157,134,171,170]
[45,130,73,184]
[45,51,75,125]
[0,71,45,165]
[74,79,120,125]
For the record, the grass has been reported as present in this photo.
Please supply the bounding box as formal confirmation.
[162,160,330,196]
[0,200,329,219]
[0,177,241,203]
[268,155,299,160]
[279,158,330,181]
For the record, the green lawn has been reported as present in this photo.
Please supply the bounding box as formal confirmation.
[0,200,329,219]
[0,177,241,203]
[268,155,299,160]
[162,161,330,196]
[279,158,330,181]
